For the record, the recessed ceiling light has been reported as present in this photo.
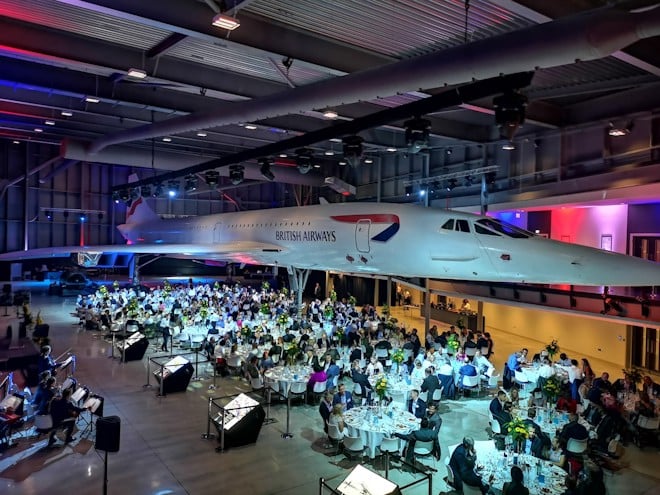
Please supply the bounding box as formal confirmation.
[386,147,397,152]
[127,68,147,79]
[196,131,207,137]
[44,120,55,126]
[279,153,288,158]
[244,124,258,130]
[324,150,335,156]
[34,128,43,133]
[61,110,73,117]
[323,109,338,119]
[85,96,100,103]
[162,137,172,142]
[364,157,373,164]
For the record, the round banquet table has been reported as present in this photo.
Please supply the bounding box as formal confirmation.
[343,405,419,458]
[448,440,567,495]
[264,365,311,397]
[367,373,417,405]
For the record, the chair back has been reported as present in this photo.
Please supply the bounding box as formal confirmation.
[637,416,660,430]
[413,439,434,455]
[271,353,280,364]
[250,376,264,390]
[380,436,399,454]
[403,348,414,360]
[465,347,477,357]
[432,387,443,402]
[313,380,327,394]
[487,375,500,388]
[35,414,53,431]
[227,356,242,368]
[328,423,344,441]
[353,383,363,396]
[491,419,502,434]
[375,348,389,359]
[289,381,307,395]
[566,437,588,454]
[342,435,364,453]
[462,375,480,388]
[419,391,428,402]
[331,375,339,389]
[480,346,489,355]
[444,457,455,486]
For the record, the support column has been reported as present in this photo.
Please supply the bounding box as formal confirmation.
[386,276,392,308]
[374,279,380,307]
[128,255,138,284]
[287,267,310,310]
[324,271,330,299]
[477,300,484,333]
[424,279,431,345]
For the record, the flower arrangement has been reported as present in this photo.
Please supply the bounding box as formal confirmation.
[213,281,220,290]
[277,313,289,326]
[286,342,299,365]
[163,280,172,296]
[348,295,357,306]
[391,348,405,364]
[127,297,139,316]
[334,328,344,342]
[261,281,270,291]
[260,302,270,315]
[99,284,109,297]
[281,287,289,296]
[375,375,388,401]
[112,280,120,291]
[455,316,466,330]
[543,375,562,401]
[241,325,252,340]
[329,289,337,302]
[324,306,334,320]
[381,304,390,317]
[446,334,460,352]
[199,306,209,321]
[504,416,531,443]
[622,367,643,385]
[545,339,560,360]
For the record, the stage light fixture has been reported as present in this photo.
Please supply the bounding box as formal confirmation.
[204,170,220,187]
[322,109,338,119]
[140,184,151,197]
[446,178,458,191]
[45,210,53,221]
[229,165,245,185]
[118,189,130,202]
[295,148,314,174]
[258,158,275,181]
[62,211,69,219]
[152,183,164,198]
[608,121,633,137]
[338,159,347,166]
[127,68,147,79]
[364,157,373,164]
[342,135,363,167]
[80,214,86,222]
[493,90,527,141]
[502,141,516,150]
[404,117,431,153]
[167,180,179,197]
[419,189,426,197]
[404,184,412,196]
[184,175,198,192]
[212,12,240,30]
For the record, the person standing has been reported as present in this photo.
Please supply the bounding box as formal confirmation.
[160,314,171,352]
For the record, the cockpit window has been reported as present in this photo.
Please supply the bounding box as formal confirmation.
[475,218,531,238]
[474,224,500,236]
[455,219,470,233]
[441,219,454,231]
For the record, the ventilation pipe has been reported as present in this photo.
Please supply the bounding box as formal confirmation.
[88,6,660,154]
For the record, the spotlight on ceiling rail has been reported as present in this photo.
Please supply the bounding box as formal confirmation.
[258,158,275,181]
[140,184,151,198]
[184,175,198,192]
[204,170,220,187]
[152,183,164,198]
[167,180,179,198]
[229,165,244,185]
[493,90,527,141]
[446,178,458,191]
[404,117,431,153]
[342,135,363,167]
[295,148,314,174]
[608,121,633,137]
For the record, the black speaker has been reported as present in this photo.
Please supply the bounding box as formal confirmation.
[95,415,121,452]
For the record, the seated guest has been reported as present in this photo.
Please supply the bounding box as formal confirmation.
[592,372,613,394]
[509,388,521,408]
[303,349,319,369]
[351,360,373,401]
[502,465,529,495]
[246,356,261,379]
[538,358,555,379]
[457,357,478,390]
[374,339,392,351]
[307,365,327,392]
[546,436,566,468]
[319,391,334,433]
[449,436,490,494]
[348,342,362,363]
[34,376,56,415]
[523,408,550,458]
[557,352,572,366]
[317,332,330,350]
[395,417,439,463]
[642,375,660,397]
[328,404,348,437]
[472,350,494,376]
[490,390,507,418]
[613,375,637,394]
[322,355,340,386]
[634,390,656,419]
[559,413,588,447]
[48,388,84,446]
[365,356,384,376]
[332,383,354,411]
[426,402,442,432]
[495,401,514,429]
[410,359,425,383]
[260,350,274,370]
[408,389,426,419]
[421,367,440,399]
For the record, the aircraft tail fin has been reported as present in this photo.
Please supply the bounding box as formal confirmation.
[125,174,160,224]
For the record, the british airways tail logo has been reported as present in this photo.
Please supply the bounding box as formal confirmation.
[330,214,400,242]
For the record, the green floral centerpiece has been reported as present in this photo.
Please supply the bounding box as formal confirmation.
[281,287,289,296]
[334,328,344,342]
[260,302,270,315]
[99,284,109,297]
[543,375,562,402]
[324,306,334,320]
[446,334,460,352]
[199,306,209,321]
[375,375,388,401]
[277,313,289,326]
[163,280,172,297]
[241,325,252,340]
[329,289,337,302]
[348,295,357,306]
[112,280,120,291]
[504,416,531,450]
[545,339,559,360]
[261,281,270,291]
[381,304,391,317]
[286,342,299,365]
[391,349,405,364]
[622,367,643,386]
[127,297,139,317]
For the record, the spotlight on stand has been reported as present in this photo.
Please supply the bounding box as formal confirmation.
[493,90,527,141]
[204,170,220,188]
[404,117,431,153]
[167,180,179,198]
[258,158,275,181]
[184,175,198,193]
[342,135,363,167]
[229,165,244,185]
[295,148,314,174]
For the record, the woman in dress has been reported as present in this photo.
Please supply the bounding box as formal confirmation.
[581,358,595,387]
[328,403,347,437]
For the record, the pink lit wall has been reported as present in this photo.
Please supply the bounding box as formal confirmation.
[550,205,628,254]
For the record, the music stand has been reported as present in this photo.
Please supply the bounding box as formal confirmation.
[80,393,104,438]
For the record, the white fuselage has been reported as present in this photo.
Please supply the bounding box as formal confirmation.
[118,202,660,287]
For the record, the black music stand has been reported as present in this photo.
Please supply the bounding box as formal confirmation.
[79,393,104,438]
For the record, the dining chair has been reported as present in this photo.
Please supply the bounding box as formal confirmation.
[312,380,328,402]
[461,375,481,397]
[514,370,532,392]
[250,376,264,392]
[444,457,455,489]
[342,434,365,460]
[465,347,477,358]
[379,437,400,477]
[566,437,588,454]
[327,423,344,456]
[288,381,307,404]
[432,387,443,403]
[462,483,483,495]
[412,439,437,472]
[491,418,502,435]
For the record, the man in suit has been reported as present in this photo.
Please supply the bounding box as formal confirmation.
[489,390,507,418]
[351,361,373,402]
[332,383,354,411]
[426,402,442,432]
[449,436,490,494]
[395,417,439,464]
[421,367,440,401]
[408,389,426,419]
[523,407,550,458]
[457,357,478,390]
[559,413,588,447]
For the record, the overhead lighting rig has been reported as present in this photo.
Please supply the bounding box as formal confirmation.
[184,175,198,192]
[404,117,431,153]
[295,148,314,174]
[229,165,244,185]
[204,170,220,187]
[403,165,499,193]
[493,90,527,141]
[258,158,275,181]
[342,135,363,167]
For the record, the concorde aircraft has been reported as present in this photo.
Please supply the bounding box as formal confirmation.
[1,194,658,287]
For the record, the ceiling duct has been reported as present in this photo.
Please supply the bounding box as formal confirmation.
[87,7,660,154]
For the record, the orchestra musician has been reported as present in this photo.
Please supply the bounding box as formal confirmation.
[38,345,60,376]
[47,388,86,446]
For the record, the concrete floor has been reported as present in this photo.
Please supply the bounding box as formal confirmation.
[0,288,658,495]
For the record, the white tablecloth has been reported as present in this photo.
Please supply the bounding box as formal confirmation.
[448,440,566,495]
[344,405,419,458]
[264,366,311,397]
[368,373,417,405]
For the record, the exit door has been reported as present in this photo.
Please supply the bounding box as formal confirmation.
[356,219,370,253]
[213,223,223,243]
